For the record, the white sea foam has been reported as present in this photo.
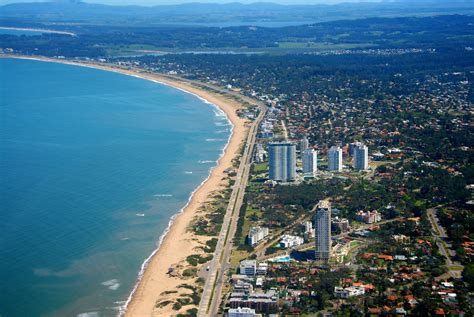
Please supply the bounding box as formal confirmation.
[109,283,120,291]
[135,213,145,217]
[153,194,173,197]
[77,312,100,317]
[102,279,120,291]
[212,107,227,118]
[198,160,215,164]
[184,171,193,174]
[206,138,225,142]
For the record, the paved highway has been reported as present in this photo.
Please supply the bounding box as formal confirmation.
[427,206,464,278]
[197,93,266,317]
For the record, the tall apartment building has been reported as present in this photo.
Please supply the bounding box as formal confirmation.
[328,146,343,172]
[300,137,309,153]
[315,200,331,263]
[353,143,369,171]
[268,142,296,182]
[349,141,362,157]
[302,148,318,176]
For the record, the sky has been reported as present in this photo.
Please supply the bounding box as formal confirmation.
[0,0,383,6]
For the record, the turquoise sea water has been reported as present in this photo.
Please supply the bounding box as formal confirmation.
[0,58,231,316]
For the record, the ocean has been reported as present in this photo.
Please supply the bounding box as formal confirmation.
[0,58,231,316]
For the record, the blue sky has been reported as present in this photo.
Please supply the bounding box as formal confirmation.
[0,0,382,5]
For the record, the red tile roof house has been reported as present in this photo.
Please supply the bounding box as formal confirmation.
[368,307,382,316]
[361,253,377,260]
[352,282,375,291]
[387,295,399,302]
[378,254,394,261]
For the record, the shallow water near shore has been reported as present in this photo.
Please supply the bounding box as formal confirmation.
[0,58,231,317]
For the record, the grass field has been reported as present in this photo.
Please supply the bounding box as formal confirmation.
[253,162,268,173]
[100,42,379,57]
[277,42,376,50]
[230,249,252,268]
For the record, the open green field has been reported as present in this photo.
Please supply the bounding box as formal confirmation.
[100,42,379,57]
[253,162,268,173]
[238,205,264,245]
[230,249,251,267]
[277,42,376,50]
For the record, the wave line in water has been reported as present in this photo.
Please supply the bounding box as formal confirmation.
[102,279,120,291]
[198,160,215,164]
[206,138,226,142]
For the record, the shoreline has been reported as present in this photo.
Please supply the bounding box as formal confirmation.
[2,55,248,316]
[0,26,76,36]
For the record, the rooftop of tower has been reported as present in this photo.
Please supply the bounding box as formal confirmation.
[318,199,331,210]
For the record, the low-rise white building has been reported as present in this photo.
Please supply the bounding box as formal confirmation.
[334,286,365,298]
[247,226,269,246]
[254,144,267,163]
[355,210,382,224]
[279,234,304,248]
[302,221,315,240]
[228,307,256,317]
[240,260,257,276]
[256,262,268,275]
[332,217,350,232]
[239,260,268,277]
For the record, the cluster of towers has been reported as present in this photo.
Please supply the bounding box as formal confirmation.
[328,142,368,172]
[267,139,369,182]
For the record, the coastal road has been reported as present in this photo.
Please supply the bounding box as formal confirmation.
[197,95,266,316]
[426,206,464,278]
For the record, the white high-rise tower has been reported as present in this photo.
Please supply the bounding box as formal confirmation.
[302,149,318,176]
[328,146,343,172]
[353,144,369,171]
[268,142,296,182]
[300,137,309,153]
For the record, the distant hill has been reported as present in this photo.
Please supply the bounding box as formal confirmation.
[1,0,473,27]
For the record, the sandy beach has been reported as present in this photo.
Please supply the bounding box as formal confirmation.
[1,55,248,316]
